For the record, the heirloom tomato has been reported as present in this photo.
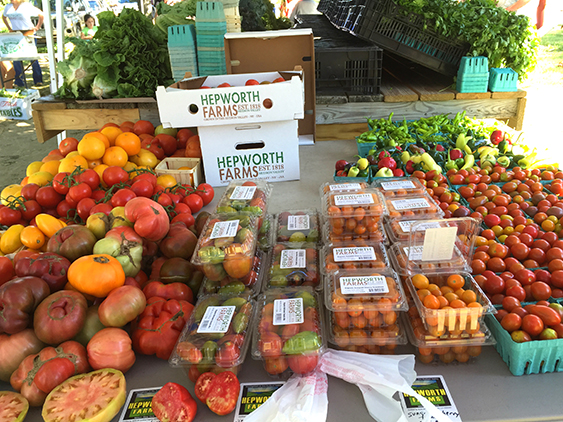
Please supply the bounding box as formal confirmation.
[98,285,146,327]
[152,382,197,422]
[87,327,136,373]
[124,197,170,242]
[0,329,45,382]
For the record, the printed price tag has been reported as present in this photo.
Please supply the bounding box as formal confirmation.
[273,298,304,325]
[288,215,310,231]
[280,249,306,269]
[398,221,441,233]
[329,183,361,191]
[340,276,389,295]
[334,193,375,206]
[380,180,416,191]
[422,227,457,261]
[230,186,257,200]
[210,220,239,239]
[333,247,376,262]
[403,246,424,261]
[391,198,431,210]
[197,306,236,333]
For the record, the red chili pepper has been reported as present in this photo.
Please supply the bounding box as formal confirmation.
[436,144,445,151]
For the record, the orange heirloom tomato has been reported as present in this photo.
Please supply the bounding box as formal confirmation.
[68,254,125,298]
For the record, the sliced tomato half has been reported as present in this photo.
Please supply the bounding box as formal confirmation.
[0,391,29,422]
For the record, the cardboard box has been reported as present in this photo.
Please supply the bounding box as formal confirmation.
[0,33,38,58]
[155,157,203,187]
[198,119,300,187]
[0,89,40,120]
[156,70,304,128]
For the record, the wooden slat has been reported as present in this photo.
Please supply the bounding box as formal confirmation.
[32,110,63,144]
[491,89,527,99]
[315,122,368,141]
[380,80,419,102]
[507,97,527,131]
[41,109,141,131]
[31,101,67,111]
[455,91,492,100]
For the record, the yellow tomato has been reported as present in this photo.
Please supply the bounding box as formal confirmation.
[39,160,60,177]
[35,213,66,238]
[26,161,44,176]
[78,136,106,160]
[156,174,178,188]
[93,164,109,188]
[27,171,54,187]
[130,149,158,168]
[20,225,46,249]
[59,154,89,174]
[0,224,25,254]
[1,184,22,206]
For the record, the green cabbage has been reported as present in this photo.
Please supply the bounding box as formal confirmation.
[56,55,97,97]
[91,74,117,99]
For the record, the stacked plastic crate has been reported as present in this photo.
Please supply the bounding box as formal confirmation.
[195,1,227,76]
[168,24,198,81]
[488,68,518,92]
[456,56,489,93]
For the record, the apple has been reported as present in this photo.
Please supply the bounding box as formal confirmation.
[154,124,178,137]
[245,79,260,86]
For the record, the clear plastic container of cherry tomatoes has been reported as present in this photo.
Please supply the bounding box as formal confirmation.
[170,293,257,379]
[319,181,370,198]
[264,242,320,290]
[198,250,265,298]
[383,218,445,244]
[405,271,496,336]
[385,192,443,220]
[403,304,495,364]
[191,213,259,282]
[274,209,320,244]
[322,188,386,221]
[320,241,389,275]
[251,287,326,378]
[257,214,273,252]
[215,179,273,216]
[326,308,408,354]
[320,217,388,245]
[372,177,427,197]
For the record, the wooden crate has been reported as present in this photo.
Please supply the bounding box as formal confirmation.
[155,157,203,187]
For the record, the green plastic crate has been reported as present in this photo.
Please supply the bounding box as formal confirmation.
[196,1,225,21]
[168,24,196,48]
[489,68,518,92]
[458,56,489,74]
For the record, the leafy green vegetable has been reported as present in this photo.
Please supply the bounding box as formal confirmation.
[56,55,97,97]
[239,0,292,31]
[154,0,196,39]
[0,88,34,99]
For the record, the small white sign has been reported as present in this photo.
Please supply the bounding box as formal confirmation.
[230,186,257,200]
[380,180,416,191]
[334,193,375,206]
[329,183,362,191]
[340,276,389,295]
[197,306,236,333]
[280,249,306,269]
[333,247,376,262]
[391,198,431,210]
[422,227,458,261]
[398,221,441,233]
[403,246,424,261]
[288,215,310,231]
[210,220,239,239]
[273,298,304,325]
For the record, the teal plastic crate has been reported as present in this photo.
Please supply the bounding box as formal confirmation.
[196,34,225,47]
[196,1,225,21]
[458,56,489,74]
[456,74,489,93]
[333,170,369,184]
[487,314,563,376]
[489,68,518,92]
[168,24,196,48]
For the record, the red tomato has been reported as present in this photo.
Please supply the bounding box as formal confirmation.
[505,285,527,302]
[0,256,15,287]
[510,243,530,260]
[103,166,129,187]
[152,382,197,422]
[195,183,214,206]
[131,179,154,198]
[171,212,195,227]
[184,194,204,213]
[124,197,170,242]
[528,248,546,265]
[501,296,521,312]
[528,305,562,326]
[264,356,288,375]
[77,169,101,191]
[215,341,241,368]
[34,357,76,394]
[521,314,544,337]
[194,372,215,403]
[500,313,522,332]
[514,269,535,286]
[259,331,283,357]
[195,371,240,415]
[546,247,563,262]
[87,327,136,373]
[530,281,552,301]
[36,186,64,209]
[535,269,551,283]
[111,188,137,208]
[484,274,505,295]
[287,353,319,374]
[67,183,92,204]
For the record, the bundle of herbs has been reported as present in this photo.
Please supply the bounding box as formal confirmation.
[394,0,540,80]
[56,9,173,100]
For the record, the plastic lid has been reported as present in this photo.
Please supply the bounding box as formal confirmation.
[324,268,407,313]
[198,250,265,298]
[319,181,369,198]
[320,241,390,275]
[275,209,320,244]
[385,192,444,220]
[264,242,320,290]
[384,217,446,244]
[169,293,256,369]
[372,177,426,197]
[251,287,326,362]
[190,213,259,281]
[387,242,410,276]
[405,217,478,274]
[320,213,389,245]
[257,214,273,252]
[321,188,387,220]
[405,272,496,335]
[215,179,273,216]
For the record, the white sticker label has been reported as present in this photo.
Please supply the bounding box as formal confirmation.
[333,247,376,262]
[329,183,361,191]
[197,306,236,333]
[340,276,389,295]
[280,249,306,269]
[230,186,257,200]
[288,215,310,231]
[403,246,424,261]
[273,298,304,325]
[391,198,431,210]
[380,180,416,191]
[210,220,239,239]
[398,220,441,233]
[422,227,458,261]
[334,193,375,206]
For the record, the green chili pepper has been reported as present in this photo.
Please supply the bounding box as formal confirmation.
[347,166,360,177]
[282,331,321,355]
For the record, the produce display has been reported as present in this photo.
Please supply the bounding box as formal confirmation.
[265,242,320,289]
[274,209,320,244]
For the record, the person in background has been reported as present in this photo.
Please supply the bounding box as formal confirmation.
[2,0,44,87]
[497,0,547,30]
[289,0,320,23]
[0,62,15,89]
[80,14,98,40]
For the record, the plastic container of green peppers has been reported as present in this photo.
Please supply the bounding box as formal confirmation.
[215,179,273,216]
[274,209,320,244]
[264,242,320,290]
[251,287,326,378]
[170,293,257,380]
[190,213,259,283]
[198,250,265,298]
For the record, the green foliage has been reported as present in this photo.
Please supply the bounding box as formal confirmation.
[394,0,540,80]
[155,0,196,39]
[239,0,292,31]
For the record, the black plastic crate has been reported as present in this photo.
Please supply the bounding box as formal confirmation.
[297,15,382,96]
[317,0,339,22]
[354,0,469,76]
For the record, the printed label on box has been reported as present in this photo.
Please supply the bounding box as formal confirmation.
[288,215,309,231]
[391,198,431,210]
[280,249,306,269]
[199,88,265,122]
[210,220,239,239]
[234,382,285,422]
[399,375,461,422]
[273,298,304,325]
[422,227,457,262]
[119,387,161,421]
[380,180,416,191]
[398,221,441,233]
[333,247,376,262]
[329,183,362,191]
[334,194,374,206]
[197,306,236,333]
[230,186,257,200]
[403,246,424,261]
[340,276,388,295]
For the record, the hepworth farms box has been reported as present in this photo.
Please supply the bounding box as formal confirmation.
[156,70,304,187]
[0,89,40,120]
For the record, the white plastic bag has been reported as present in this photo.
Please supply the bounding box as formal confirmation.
[243,369,328,422]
